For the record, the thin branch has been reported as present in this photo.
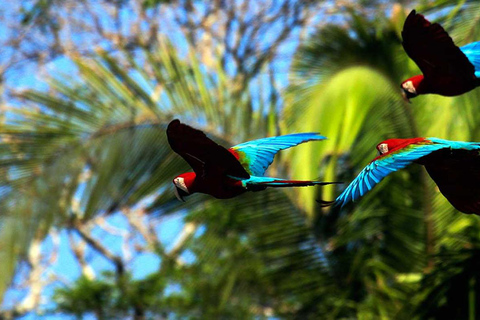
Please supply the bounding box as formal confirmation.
[168,221,198,259]
[124,208,166,256]
[73,219,125,276]
[68,231,96,280]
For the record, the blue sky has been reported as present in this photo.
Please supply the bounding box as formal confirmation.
[0,1,324,316]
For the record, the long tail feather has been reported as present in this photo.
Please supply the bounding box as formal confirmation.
[246,178,342,188]
[253,180,341,188]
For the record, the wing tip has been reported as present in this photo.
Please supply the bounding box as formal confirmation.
[404,9,430,31]
[167,118,181,130]
[285,132,325,137]
[404,9,416,25]
[299,132,327,141]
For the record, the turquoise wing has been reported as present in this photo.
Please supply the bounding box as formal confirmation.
[460,41,480,78]
[229,133,326,176]
[335,141,449,207]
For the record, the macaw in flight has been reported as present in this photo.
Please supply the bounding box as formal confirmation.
[324,137,480,215]
[400,10,480,102]
[167,119,339,201]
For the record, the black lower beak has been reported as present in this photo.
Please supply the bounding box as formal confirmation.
[401,90,411,104]
[174,187,186,202]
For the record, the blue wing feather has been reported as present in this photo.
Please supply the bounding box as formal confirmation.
[336,138,480,207]
[230,133,326,176]
[336,142,447,206]
[460,41,480,78]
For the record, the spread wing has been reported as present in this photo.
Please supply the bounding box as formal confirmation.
[229,133,326,176]
[166,119,249,179]
[335,141,447,206]
[402,10,475,79]
[422,148,480,215]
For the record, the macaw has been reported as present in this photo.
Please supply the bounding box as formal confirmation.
[400,10,480,102]
[324,137,480,214]
[167,119,339,201]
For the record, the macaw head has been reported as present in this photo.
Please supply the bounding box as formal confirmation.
[376,137,427,156]
[400,75,424,103]
[173,172,196,202]
[376,141,390,155]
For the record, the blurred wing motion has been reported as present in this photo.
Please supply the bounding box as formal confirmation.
[422,148,480,214]
[167,119,249,179]
[335,140,447,206]
[229,133,326,176]
[402,10,475,79]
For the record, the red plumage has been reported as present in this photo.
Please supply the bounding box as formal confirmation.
[379,138,480,214]
[377,138,480,214]
[167,120,337,201]
[167,119,249,200]
[400,10,478,100]
[373,137,429,161]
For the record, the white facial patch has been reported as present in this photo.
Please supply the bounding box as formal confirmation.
[378,143,389,155]
[402,80,416,94]
[173,177,189,193]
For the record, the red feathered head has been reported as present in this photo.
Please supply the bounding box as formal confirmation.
[173,172,196,202]
[401,75,424,102]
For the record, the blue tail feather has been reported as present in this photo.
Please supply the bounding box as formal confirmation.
[240,176,340,188]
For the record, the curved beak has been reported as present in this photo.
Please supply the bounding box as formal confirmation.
[401,89,411,104]
[174,186,186,202]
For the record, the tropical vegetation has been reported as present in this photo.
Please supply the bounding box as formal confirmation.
[2,0,480,318]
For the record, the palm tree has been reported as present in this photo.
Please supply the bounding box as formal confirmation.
[285,2,480,318]
[4,1,480,318]
[0,39,341,318]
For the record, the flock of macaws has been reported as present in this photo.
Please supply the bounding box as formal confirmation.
[168,10,480,215]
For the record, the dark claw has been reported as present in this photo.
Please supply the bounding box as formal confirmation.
[316,199,336,207]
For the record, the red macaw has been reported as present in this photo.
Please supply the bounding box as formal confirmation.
[400,10,480,102]
[167,119,339,201]
[324,137,480,214]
